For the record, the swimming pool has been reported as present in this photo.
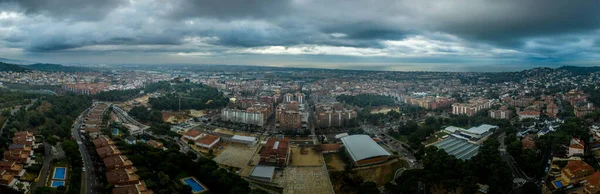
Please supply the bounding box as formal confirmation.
[112,128,119,135]
[554,180,563,188]
[182,177,207,193]
[53,167,67,180]
[51,180,65,188]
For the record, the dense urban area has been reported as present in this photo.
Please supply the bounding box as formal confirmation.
[1,62,600,194]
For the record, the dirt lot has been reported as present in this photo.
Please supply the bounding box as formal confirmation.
[213,128,254,136]
[213,144,257,168]
[274,167,334,194]
[353,159,408,185]
[290,146,323,167]
[188,109,207,117]
[370,107,400,114]
[324,153,346,171]
[162,111,188,124]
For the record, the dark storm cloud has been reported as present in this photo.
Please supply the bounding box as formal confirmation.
[427,0,600,46]
[166,0,291,20]
[1,0,600,65]
[1,0,128,20]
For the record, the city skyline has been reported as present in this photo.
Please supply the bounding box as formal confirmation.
[1,0,600,71]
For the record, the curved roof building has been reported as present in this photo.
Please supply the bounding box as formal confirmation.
[341,135,391,166]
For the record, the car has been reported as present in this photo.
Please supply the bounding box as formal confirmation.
[83,167,86,172]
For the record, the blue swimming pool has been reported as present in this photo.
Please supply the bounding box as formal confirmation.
[182,177,206,193]
[112,128,119,135]
[53,167,66,180]
[51,180,65,188]
[554,180,563,188]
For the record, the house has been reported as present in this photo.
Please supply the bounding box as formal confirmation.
[195,134,220,149]
[0,169,16,186]
[146,140,163,149]
[568,138,585,157]
[561,160,594,185]
[96,145,122,158]
[103,155,134,170]
[12,131,35,146]
[259,137,290,167]
[584,171,600,194]
[106,168,140,186]
[518,110,540,121]
[320,144,341,153]
[112,181,154,194]
[521,135,537,150]
[93,136,115,148]
[125,136,137,145]
[8,144,32,154]
[0,160,25,176]
[3,150,31,163]
[85,127,100,138]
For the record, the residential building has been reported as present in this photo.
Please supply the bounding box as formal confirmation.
[146,140,164,149]
[518,110,540,121]
[488,106,512,119]
[521,135,537,150]
[568,137,585,157]
[106,168,140,187]
[561,160,594,185]
[315,102,357,128]
[103,155,134,170]
[0,160,25,176]
[112,181,154,194]
[96,145,122,158]
[93,136,115,148]
[276,102,303,129]
[584,171,600,194]
[451,98,493,116]
[259,137,290,167]
[0,169,16,186]
[12,131,35,146]
[3,150,30,163]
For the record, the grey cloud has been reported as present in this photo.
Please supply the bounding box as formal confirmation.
[1,0,128,20]
[166,0,291,20]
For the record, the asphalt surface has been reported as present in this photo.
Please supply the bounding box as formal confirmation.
[72,104,99,194]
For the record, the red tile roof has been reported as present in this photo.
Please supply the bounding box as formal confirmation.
[184,130,201,138]
[195,134,219,145]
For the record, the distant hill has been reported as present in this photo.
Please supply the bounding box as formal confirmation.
[0,57,35,65]
[558,66,600,75]
[0,62,30,72]
[23,63,92,72]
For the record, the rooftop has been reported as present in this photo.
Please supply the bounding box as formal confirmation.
[340,135,391,162]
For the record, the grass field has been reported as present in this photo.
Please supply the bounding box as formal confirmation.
[290,146,323,167]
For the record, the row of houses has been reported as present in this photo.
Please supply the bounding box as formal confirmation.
[0,131,35,187]
[92,136,153,194]
[83,103,154,194]
[82,103,108,138]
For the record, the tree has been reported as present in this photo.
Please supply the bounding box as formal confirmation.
[357,181,379,194]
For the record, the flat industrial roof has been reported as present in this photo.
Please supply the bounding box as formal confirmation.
[340,135,390,162]
[232,135,256,142]
[250,165,275,179]
[467,124,498,135]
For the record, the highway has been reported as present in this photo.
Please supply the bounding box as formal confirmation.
[72,102,104,194]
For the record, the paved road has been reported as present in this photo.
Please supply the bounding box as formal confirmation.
[72,103,101,194]
[498,132,529,188]
[31,141,56,191]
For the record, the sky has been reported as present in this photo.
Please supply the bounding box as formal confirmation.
[1,0,600,71]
